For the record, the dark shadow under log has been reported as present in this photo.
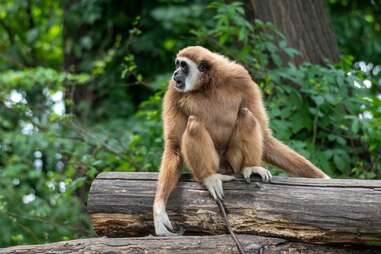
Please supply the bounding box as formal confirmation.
[87,172,381,246]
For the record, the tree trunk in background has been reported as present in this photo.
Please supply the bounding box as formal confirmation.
[244,0,340,65]
[62,0,93,209]
[62,0,95,121]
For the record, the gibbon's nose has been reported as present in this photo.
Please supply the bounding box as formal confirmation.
[173,74,181,82]
[173,73,185,89]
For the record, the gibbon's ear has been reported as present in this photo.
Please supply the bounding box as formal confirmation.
[198,60,210,72]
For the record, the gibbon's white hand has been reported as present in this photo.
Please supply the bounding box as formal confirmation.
[153,201,177,236]
[203,173,235,200]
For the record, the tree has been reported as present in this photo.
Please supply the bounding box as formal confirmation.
[245,0,340,65]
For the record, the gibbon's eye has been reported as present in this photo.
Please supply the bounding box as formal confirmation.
[180,61,189,74]
[198,61,209,72]
[175,59,179,67]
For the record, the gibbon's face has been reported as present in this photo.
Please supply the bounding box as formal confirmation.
[172,57,208,92]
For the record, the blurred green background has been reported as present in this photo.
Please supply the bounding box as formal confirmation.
[0,0,380,247]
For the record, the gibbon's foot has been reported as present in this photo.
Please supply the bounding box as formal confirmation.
[242,166,272,183]
[202,173,235,200]
[154,202,177,236]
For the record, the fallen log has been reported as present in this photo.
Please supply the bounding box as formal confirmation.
[87,172,381,246]
[2,235,380,254]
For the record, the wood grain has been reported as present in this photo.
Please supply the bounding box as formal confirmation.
[2,235,380,254]
[87,172,381,246]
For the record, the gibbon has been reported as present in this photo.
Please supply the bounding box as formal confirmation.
[153,46,330,236]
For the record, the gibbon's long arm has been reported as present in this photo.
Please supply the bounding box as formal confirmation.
[155,141,182,210]
[154,142,182,236]
[154,90,187,235]
[242,81,330,179]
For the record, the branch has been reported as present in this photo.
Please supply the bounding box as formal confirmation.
[88,172,381,246]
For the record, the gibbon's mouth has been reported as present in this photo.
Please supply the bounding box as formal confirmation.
[175,80,185,90]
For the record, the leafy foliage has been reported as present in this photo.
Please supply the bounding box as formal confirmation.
[0,0,380,247]
[328,0,381,65]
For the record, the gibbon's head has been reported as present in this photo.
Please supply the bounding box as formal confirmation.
[172,46,214,92]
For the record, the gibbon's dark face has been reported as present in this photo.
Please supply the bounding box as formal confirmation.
[172,57,208,92]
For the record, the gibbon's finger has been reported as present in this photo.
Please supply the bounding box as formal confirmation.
[207,184,218,200]
[242,167,253,183]
[266,171,272,182]
[215,178,224,200]
[218,174,236,182]
[154,212,177,236]
[162,212,174,231]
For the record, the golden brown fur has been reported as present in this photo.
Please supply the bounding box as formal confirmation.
[154,46,329,235]
[226,108,264,173]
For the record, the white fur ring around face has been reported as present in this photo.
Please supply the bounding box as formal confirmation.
[153,202,177,236]
[242,166,272,183]
[202,173,235,200]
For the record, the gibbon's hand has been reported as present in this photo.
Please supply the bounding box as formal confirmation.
[202,173,235,200]
[153,202,178,236]
[242,166,272,183]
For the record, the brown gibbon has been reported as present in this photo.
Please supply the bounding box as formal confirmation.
[153,46,330,236]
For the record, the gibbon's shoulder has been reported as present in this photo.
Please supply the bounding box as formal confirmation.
[217,60,253,90]
[213,53,248,74]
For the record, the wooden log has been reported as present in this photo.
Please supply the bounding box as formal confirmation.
[87,172,381,246]
[2,235,380,254]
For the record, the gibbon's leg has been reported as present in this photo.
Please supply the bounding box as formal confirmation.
[226,108,272,183]
[263,135,330,178]
[182,116,235,200]
[154,142,182,236]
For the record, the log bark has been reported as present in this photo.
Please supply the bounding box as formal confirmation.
[87,172,381,246]
[244,0,340,65]
[2,235,380,254]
